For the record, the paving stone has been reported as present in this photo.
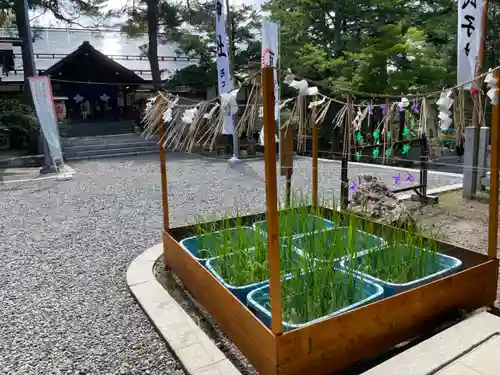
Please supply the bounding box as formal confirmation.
[437,362,482,375]
[458,336,500,375]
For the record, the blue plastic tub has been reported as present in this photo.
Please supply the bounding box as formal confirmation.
[206,245,303,303]
[292,227,385,264]
[247,269,384,331]
[253,214,333,240]
[179,226,263,265]
[340,246,463,297]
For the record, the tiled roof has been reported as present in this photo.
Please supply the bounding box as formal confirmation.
[0,28,197,82]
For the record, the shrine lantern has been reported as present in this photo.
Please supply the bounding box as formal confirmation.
[53,97,67,120]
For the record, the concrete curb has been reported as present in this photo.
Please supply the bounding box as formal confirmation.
[127,244,241,375]
[398,183,463,201]
[362,311,500,375]
[295,155,463,178]
[0,164,76,185]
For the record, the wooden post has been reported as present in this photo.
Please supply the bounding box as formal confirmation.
[280,126,294,207]
[159,119,170,259]
[488,69,500,260]
[262,67,283,335]
[312,105,319,207]
[340,93,352,210]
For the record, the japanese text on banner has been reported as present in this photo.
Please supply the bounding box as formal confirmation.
[215,0,234,135]
[457,0,484,89]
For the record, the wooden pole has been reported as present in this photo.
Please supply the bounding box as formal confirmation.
[340,93,352,210]
[470,0,489,196]
[262,67,283,335]
[159,119,170,244]
[312,104,319,207]
[487,69,500,260]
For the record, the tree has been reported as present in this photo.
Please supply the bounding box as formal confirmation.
[121,0,183,90]
[146,0,162,90]
[265,0,456,96]
[121,0,261,91]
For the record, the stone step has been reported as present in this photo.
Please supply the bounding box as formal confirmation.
[64,145,159,159]
[62,121,136,138]
[61,133,156,146]
[63,140,160,152]
[64,149,160,161]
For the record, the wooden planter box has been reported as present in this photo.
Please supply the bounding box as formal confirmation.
[163,207,498,375]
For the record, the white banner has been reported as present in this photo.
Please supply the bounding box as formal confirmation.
[215,0,234,135]
[458,0,484,89]
[28,76,63,163]
[260,20,280,146]
[261,20,280,121]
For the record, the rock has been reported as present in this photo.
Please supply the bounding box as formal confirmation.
[348,175,415,228]
[246,137,256,155]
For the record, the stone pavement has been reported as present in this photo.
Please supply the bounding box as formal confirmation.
[0,164,75,183]
[362,312,500,375]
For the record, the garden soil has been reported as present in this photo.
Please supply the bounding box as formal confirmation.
[407,189,500,302]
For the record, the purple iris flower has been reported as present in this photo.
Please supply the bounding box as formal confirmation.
[411,102,419,113]
[393,174,401,185]
[380,103,389,115]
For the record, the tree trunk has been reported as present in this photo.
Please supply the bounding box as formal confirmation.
[146,0,162,91]
[14,0,36,99]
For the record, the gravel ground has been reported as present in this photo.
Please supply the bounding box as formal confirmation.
[407,190,500,302]
[0,153,462,375]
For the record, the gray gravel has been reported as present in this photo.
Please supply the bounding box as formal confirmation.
[0,153,462,374]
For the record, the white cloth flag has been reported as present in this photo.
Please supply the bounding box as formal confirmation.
[28,76,63,163]
[214,0,234,135]
[457,0,484,89]
[261,20,280,121]
[260,20,280,145]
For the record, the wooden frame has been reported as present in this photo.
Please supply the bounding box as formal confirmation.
[157,67,500,374]
[164,209,498,375]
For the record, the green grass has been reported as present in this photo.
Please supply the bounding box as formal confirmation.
[279,267,363,325]
[353,224,441,284]
[210,237,300,286]
[189,213,264,259]
[184,189,447,326]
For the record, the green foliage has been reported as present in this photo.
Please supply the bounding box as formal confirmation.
[265,0,466,96]
[164,64,218,90]
[0,98,38,135]
[121,0,261,90]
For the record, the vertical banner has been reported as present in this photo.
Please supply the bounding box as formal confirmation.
[261,20,280,146]
[458,0,484,89]
[215,0,234,134]
[28,76,63,163]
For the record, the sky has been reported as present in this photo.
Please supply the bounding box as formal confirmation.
[29,0,263,28]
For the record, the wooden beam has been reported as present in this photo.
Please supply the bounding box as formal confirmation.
[488,68,500,260]
[159,119,170,261]
[312,104,318,207]
[262,67,283,335]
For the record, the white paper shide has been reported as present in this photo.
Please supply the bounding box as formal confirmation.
[457,0,484,89]
[28,76,63,163]
[215,0,234,134]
